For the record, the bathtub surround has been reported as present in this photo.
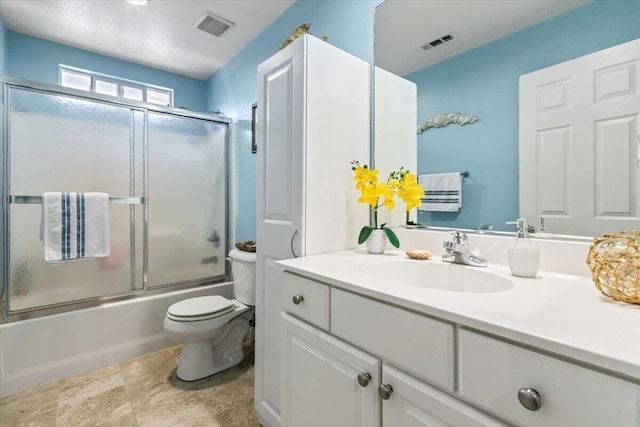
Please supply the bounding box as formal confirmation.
[0,282,233,398]
[0,338,258,426]
[4,81,230,317]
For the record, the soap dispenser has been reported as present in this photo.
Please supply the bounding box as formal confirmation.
[506,218,540,278]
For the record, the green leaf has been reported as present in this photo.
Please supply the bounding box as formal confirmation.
[358,226,375,244]
[384,228,400,248]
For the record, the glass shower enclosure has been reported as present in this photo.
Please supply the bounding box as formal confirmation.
[1,78,230,322]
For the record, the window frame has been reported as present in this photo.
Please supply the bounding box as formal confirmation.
[59,65,174,107]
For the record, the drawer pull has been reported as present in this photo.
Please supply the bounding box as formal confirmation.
[292,295,304,305]
[517,388,542,411]
[378,384,394,400]
[357,372,371,387]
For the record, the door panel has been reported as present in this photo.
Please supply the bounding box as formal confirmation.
[282,313,380,427]
[147,113,227,287]
[520,38,640,235]
[383,364,506,427]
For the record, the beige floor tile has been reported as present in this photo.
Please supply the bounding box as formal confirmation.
[0,381,59,426]
[96,411,138,427]
[119,349,177,385]
[58,364,125,406]
[57,385,133,427]
[197,374,257,424]
[0,408,57,427]
[168,345,182,364]
[0,339,256,427]
[134,393,216,427]
[212,405,260,427]
[125,369,193,412]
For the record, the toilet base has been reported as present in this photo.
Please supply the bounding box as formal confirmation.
[176,314,250,381]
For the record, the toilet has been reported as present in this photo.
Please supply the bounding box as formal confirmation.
[164,248,256,381]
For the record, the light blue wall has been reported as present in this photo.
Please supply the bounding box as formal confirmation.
[207,0,380,242]
[0,15,7,75]
[8,32,207,112]
[409,0,640,231]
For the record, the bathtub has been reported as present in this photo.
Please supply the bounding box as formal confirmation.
[0,282,233,398]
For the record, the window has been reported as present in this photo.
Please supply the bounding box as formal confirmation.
[59,66,173,107]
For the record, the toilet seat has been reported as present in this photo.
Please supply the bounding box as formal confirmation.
[167,296,236,322]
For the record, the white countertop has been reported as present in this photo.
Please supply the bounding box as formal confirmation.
[278,249,640,383]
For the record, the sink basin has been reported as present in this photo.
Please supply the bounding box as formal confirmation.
[360,259,514,293]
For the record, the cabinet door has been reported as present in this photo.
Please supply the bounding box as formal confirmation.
[282,313,381,427]
[382,365,506,427]
[256,36,305,427]
[256,34,304,262]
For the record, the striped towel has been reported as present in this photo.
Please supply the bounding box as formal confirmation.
[418,173,462,212]
[42,192,110,262]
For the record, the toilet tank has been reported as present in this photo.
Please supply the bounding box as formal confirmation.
[228,249,256,306]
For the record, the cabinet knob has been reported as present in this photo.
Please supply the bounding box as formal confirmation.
[292,295,304,305]
[378,384,393,400]
[357,372,371,387]
[517,388,542,411]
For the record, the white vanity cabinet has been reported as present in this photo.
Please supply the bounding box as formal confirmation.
[458,329,640,427]
[282,313,381,427]
[381,364,506,427]
[280,271,505,427]
[279,269,640,427]
[256,34,369,427]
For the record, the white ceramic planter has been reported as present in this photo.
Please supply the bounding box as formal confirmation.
[366,229,388,254]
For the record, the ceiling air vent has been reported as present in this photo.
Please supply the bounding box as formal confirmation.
[421,34,454,51]
[194,11,235,37]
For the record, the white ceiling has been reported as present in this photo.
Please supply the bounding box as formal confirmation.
[375,0,590,76]
[0,0,295,80]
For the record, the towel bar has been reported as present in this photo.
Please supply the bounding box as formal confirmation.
[8,195,147,205]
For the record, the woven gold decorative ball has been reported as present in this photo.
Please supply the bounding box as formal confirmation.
[586,231,640,304]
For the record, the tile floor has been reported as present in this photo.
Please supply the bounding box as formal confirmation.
[0,338,259,427]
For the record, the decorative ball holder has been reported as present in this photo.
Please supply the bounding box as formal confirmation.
[586,231,640,305]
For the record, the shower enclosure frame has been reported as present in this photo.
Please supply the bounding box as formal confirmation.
[0,77,232,323]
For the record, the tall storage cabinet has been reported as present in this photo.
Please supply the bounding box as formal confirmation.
[255,35,370,427]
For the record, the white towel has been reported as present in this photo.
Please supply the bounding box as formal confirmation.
[42,192,110,262]
[418,173,462,212]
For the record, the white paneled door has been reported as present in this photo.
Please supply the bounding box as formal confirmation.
[281,313,380,427]
[256,38,304,427]
[520,38,640,236]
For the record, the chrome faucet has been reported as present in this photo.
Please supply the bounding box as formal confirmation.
[442,230,488,267]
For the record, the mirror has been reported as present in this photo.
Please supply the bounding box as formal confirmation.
[374,0,640,237]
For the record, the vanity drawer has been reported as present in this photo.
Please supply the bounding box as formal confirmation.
[458,329,640,427]
[281,272,330,330]
[331,288,455,391]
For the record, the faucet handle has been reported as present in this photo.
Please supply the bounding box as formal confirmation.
[449,229,468,244]
[536,215,550,234]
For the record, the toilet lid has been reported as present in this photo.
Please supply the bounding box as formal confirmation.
[167,295,235,319]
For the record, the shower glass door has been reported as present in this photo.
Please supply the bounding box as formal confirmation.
[146,112,228,288]
[3,81,230,320]
[7,87,144,312]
